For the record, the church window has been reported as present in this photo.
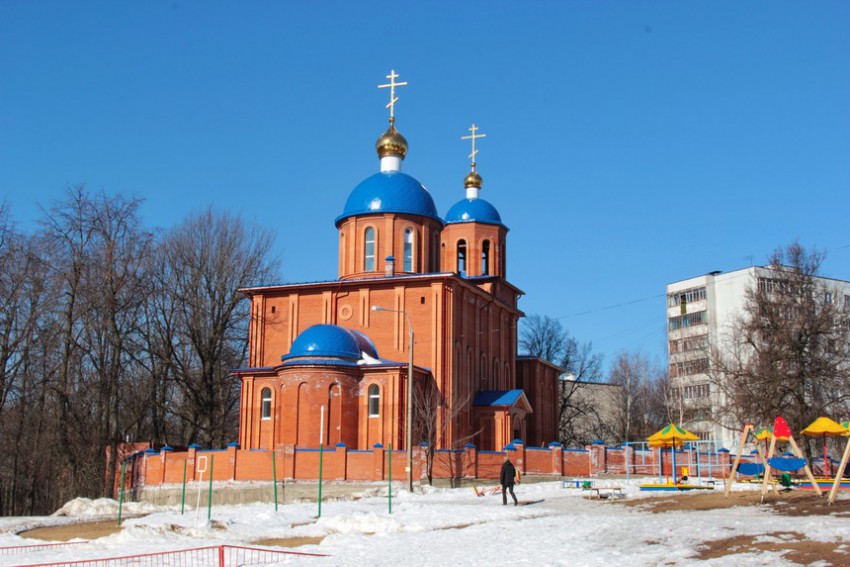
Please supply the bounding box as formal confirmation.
[404,228,414,271]
[368,384,380,417]
[260,387,272,420]
[457,240,467,277]
[364,227,376,271]
[481,240,490,275]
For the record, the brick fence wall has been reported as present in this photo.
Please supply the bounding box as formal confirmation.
[119,442,746,491]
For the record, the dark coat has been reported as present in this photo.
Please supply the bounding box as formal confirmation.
[500,460,516,486]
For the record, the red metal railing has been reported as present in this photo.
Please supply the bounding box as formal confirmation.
[14,544,327,566]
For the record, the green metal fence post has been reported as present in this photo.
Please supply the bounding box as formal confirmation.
[388,443,392,514]
[181,459,187,515]
[272,450,278,512]
[207,455,214,522]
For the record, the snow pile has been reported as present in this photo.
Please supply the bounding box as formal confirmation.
[52,497,164,517]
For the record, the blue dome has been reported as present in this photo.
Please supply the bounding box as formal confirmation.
[282,325,378,361]
[336,171,441,226]
[445,198,506,228]
[349,330,378,359]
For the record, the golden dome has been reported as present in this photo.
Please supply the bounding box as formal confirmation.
[375,125,408,159]
[464,170,483,189]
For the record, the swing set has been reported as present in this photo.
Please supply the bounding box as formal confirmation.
[724,416,850,502]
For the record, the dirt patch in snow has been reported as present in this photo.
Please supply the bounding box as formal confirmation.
[253,536,325,548]
[693,530,850,565]
[621,489,850,516]
[20,520,123,541]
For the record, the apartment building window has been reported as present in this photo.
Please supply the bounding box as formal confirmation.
[669,334,708,354]
[668,311,707,331]
[825,291,834,304]
[676,382,710,399]
[670,359,709,378]
[845,295,850,310]
[667,286,706,307]
[757,277,791,294]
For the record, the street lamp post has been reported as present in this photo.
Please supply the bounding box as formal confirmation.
[371,305,415,492]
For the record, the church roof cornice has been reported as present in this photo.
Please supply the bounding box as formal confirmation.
[240,272,525,297]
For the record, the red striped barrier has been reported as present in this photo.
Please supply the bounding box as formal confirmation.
[14,544,327,566]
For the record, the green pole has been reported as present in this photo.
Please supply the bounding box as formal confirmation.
[318,443,324,518]
[207,455,214,522]
[117,460,127,526]
[272,450,278,512]
[388,443,392,514]
[180,459,187,515]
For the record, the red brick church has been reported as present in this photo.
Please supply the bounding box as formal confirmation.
[233,71,560,456]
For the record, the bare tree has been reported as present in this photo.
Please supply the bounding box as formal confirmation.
[606,351,668,442]
[519,314,603,446]
[414,376,480,485]
[158,208,279,446]
[38,187,153,498]
[711,242,850,456]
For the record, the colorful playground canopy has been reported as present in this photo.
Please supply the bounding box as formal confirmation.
[802,417,847,436]
[647,423,699,447]
[802,416,849,475]
[754,428,775,441]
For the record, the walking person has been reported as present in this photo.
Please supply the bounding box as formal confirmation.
[500,456,519,506]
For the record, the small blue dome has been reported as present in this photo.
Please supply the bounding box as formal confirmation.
[282,325,379,361]
[349,329,378,359]
[336,171,441,226]
[445,198,506,228]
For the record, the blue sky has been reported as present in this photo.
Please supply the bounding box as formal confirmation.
[2,1,848,369]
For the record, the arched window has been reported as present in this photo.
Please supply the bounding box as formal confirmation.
[457,240,467,277]
[260,387,272,420]
[368,384,380,417]
[481,240,490,275]
[364,227,376,271]
[403,228,414,272]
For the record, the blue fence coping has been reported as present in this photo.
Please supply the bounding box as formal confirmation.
[526,447,549,451]
[564,448,590,453]
[479,450,506,455]
[548,442,562,447]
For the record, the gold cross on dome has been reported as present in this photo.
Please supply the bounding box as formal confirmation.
[378,69,408,122]
[461,123,487,170]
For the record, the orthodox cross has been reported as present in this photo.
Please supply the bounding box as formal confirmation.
[378,69,408,123]
[461,123,487,170]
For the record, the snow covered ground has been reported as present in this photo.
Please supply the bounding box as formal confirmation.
[1,479,848,566]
